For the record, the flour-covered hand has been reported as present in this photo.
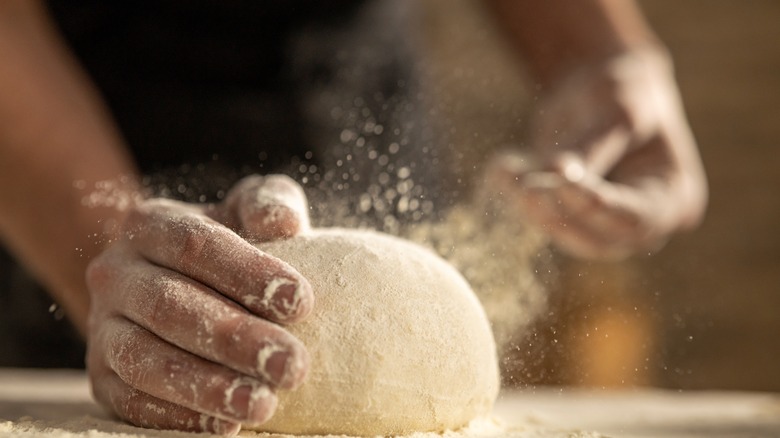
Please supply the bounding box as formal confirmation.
[489,49,707,259]
[86,175,313,434]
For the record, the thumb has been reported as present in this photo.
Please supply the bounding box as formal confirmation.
[217,175,311,242]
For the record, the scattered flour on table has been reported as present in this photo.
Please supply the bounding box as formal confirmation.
[0,415,201,438]
[0,416,608,438]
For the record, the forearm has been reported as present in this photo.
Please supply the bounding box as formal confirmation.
[0,0,139,334]
[483,0,665,85]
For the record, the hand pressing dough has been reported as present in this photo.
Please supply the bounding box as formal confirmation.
[253,228,499,436]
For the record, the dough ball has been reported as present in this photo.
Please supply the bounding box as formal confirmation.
[252,228,499,436]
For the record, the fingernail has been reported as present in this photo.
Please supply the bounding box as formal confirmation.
[261,278,296,318]
[257,342,308,389]
[227,383,252,419]
[264,276,313,322]
[227,381,275,425]
[276,281,314,321]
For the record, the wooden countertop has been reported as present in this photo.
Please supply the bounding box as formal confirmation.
[0,369,778,437]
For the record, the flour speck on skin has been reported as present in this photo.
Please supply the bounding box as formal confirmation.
[197,414,211,434]
[144,402,167,416]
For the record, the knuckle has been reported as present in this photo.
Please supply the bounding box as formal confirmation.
[178,227,210,267]
[148,285,173,330]
[169,214,217,269]
[144,276,191,331]
[214,316,244,351]
[105,323,146,380]
[107,336,133,371]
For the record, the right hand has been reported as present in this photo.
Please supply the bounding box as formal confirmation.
[485,50,707,260]
[85,175,314,435]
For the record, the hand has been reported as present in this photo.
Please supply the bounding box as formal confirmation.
[487,49,708,259]
[85,175,313,434]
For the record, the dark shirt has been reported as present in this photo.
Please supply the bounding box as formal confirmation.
[46,0,365,175]
[1,0,431,367]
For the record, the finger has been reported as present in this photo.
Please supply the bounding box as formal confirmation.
[482,156,564,228]
[531,75,634,179]
[543,124,633,182]
[123,199,314,323]
[542,178,665,259]
[536,211,633,260]
[512,186,631,259]
[90,371,241,435]
[555,178,645,238]
[485,153,650,259]
[493,167,639,259]
[98,317,279,426]
[221,174,310,242]
[89,250,309,390]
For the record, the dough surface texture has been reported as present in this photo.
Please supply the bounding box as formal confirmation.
[253,228,499,436]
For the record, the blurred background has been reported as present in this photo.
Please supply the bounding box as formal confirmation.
[2,0,776,395]
[421,0,780,391]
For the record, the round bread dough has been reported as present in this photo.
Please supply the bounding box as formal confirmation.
[253,228,499,436]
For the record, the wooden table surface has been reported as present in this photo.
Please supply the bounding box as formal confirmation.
[0,369,778,437]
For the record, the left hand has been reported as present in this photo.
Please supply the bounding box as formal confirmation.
[487,49,707,259]
[86,175,313,434]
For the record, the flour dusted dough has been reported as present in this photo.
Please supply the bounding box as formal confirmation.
[253,228,499,436]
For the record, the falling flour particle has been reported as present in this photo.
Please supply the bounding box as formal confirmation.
[252,228,500,436]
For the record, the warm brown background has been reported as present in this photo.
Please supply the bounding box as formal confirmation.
[422,0,780,391]
[637,0,780,391]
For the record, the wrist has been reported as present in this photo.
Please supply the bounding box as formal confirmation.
[484,0,670,88]
[545,43,673,90]
[537,43,675,98]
